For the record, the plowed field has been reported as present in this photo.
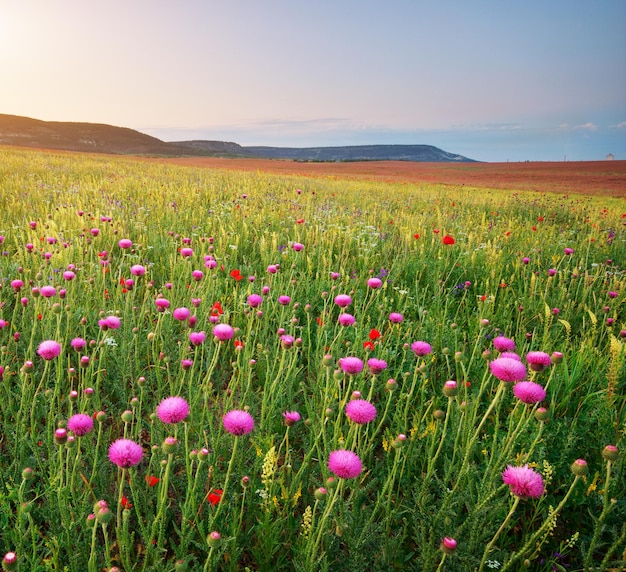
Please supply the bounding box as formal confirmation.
[151,157,626,197]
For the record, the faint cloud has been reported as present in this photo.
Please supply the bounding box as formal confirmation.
[610,121,626,129]
[572,122,597,131]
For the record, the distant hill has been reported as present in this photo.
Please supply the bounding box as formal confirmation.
[0,114,477,162]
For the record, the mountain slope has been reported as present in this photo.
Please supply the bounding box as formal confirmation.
[0,114,476,161]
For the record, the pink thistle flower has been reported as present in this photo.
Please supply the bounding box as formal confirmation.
[282,411,301,426]
[278,295,291,306]
[173,307,190,321]
[367,358,387,375]
[410,341,432,357]
[213,323,234,341]
[180,247,193,257]
[40,285,56,298]
[526,351,552,372]
[338,313,356,327]
[493,336,515,352]
[513,381,547,404]
[367,277,382,289]
[118,239,132,249]
[499,352,521,361]
[334,294,352,308]
[11,279,24,291]
[67,413,94,436]
[293,242,304,252]
[37,340,61,360]
[192,270,204,281]
[155,298,170,311]
[339,356,364,375]
[130,264,145,276]
[109,439,143,468]
[345,399,377,424]
[223,410,255,436]
[105,316,121,329]
[157,396,190,424]
[247,294,263,308]
[189,331,206,346]
[389,312,403,323]
[328,450,363,479]
[63,270,75,281]
[489,357,527,382]
[502,464,544,498]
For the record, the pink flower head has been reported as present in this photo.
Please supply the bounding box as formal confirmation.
[499,352,521,361]
[328,450,363,479]
[389,312,404,324]
[278,295,291,306]
[40,285,56,298]
[63,270,76,281]
[493,336,515,352]
[367,358,388,375]
[155,298,170,311]
[105,316,121,329]
[334,294,352,308]
[411,341,432,357]
[489,357,527,382]
[118,239,132,249]
[282,411,301,426]
[180,247,193,257]
[109,438,143,468]
[502,464,545,498]
[11,279,24,291]
[130,264,145,276]
[247,294,263,308]
[189,331,206,346]
[293,242,304,252]
[338,313,356,327]
[157,396,190,424]
[564,247,574,255]
[223,410,255,436]
[526,351,552,372]
[37,340,61,360]
[173,307,190,321]
[339,356,364,375]
[345,399,377,424]
[367,277,382,289]
[213,323,234,341]
[67,413,94,436]
[513,381,547,404]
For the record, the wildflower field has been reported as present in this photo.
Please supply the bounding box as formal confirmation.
[0,146,624,571]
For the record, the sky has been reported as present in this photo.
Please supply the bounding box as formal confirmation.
[1,0,625,162]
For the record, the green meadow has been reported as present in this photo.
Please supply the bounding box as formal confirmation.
[0,146,624,571]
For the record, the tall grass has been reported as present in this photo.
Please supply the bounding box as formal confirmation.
[0,146,624,571]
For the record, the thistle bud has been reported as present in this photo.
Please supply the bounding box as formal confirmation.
[207,531,221,548]
[570,458,588,476]
[534,407,550,422]
[162,437,178,454]
[314,487,328,501]
[121,410,133,423]
[443,380,458,398]
[54,428,68,445]
[602,445,619,462]
[440,537,457,555]
[2,551,17,571]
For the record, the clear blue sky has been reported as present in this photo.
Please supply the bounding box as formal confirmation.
[2,0,625,161]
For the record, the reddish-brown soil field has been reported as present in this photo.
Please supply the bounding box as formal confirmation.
[151,157,626,198]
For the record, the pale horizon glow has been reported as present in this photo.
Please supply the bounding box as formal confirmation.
[1,0,625,162]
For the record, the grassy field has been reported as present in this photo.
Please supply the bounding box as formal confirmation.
[0,146,624,571]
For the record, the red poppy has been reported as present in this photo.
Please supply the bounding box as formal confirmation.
[369,329,381,341]
[413,233,420,239]
[121,495,132,509]
[443,235,455,245]
[234,339,244,348]
[37,314,43,320]
[230,269,243,281]
[207,489,223,506]
[296,218,305,224]
[211,302,224,315]
[363,341,375,351]
[433,229,440,234]
[145,475,160,487]
[120,277,126,286]
[316,317,323,327]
